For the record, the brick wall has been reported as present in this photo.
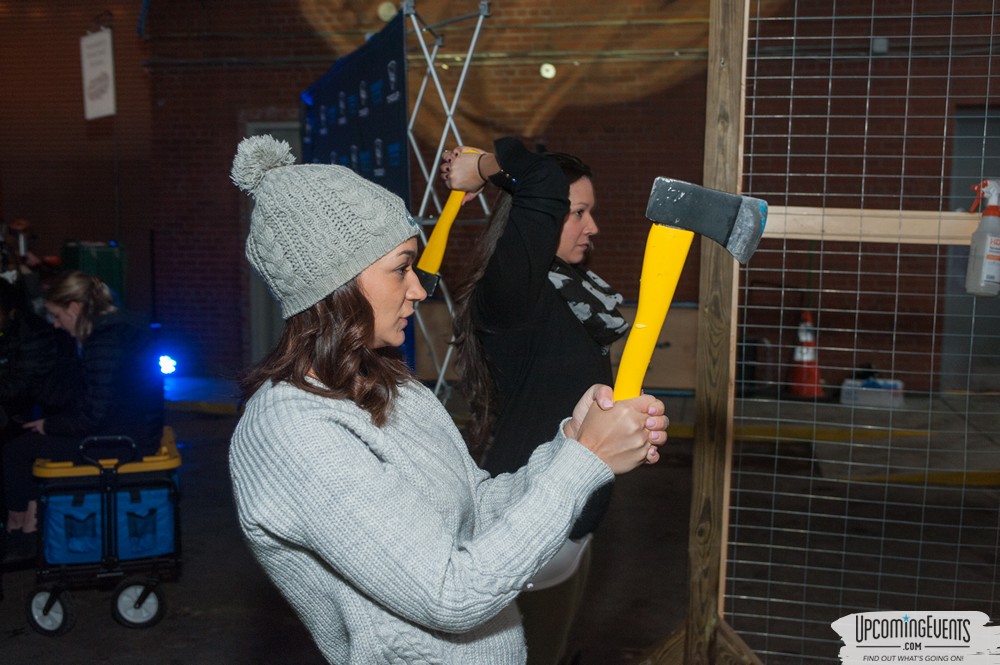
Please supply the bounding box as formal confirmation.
[0,1,715,377]
[741,4,1000,392]
[0,2,153,312]
[1,1,992,387]
[143,0,714,376]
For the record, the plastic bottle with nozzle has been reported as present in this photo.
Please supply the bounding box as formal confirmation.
[965,179,1000,296]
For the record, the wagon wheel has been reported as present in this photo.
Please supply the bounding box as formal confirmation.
[111,577,166,628]
[25,587,76,636]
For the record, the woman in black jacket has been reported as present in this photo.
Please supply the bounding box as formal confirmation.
[0,277,81,435]
[0,276,82,549]
[3,271,163,539]
[445,139,630,665]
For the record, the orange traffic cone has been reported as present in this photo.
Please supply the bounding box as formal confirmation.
[787,311,825,399]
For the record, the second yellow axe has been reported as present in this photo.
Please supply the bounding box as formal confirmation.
[613,178,768,401]
[414,190,464,296]
[414,149,484,295]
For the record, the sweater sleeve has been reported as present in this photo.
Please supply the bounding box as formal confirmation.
[460,419,587,527]
[230,390,611,634]
[474,137,569,328]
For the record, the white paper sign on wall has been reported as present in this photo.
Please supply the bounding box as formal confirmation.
[80,28,116,120]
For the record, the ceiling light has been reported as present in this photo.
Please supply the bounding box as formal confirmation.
[377,2,396,22]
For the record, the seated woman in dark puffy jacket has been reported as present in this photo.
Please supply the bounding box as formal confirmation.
[3,271,163,539]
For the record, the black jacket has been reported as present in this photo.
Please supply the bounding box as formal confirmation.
[472,138,614,538]
[0,310,81,423]
[44,311,163,453]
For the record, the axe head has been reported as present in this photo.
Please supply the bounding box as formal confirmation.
[644,178,768,264]
[415,267,440,297]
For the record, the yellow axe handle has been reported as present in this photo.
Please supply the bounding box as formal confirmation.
[416,189,465,276]
[416,149,484,276]
[613,224,694,401]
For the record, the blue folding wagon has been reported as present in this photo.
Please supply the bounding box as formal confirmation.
[25,429,182,635]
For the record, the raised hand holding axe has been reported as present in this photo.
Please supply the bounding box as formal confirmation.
[415,148,488,295]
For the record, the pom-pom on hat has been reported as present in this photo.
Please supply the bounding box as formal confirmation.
[231,135,418,319]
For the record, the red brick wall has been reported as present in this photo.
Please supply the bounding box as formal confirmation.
[0,2,153,312]
[2,1,993,388]
[741,3,1000,392]
[0,1,715,377]
[143,0,714,376]
[145,1,354,376]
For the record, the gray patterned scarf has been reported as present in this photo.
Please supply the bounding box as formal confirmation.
[548,258,629,346]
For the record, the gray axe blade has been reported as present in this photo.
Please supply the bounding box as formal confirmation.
[644,177,768,264]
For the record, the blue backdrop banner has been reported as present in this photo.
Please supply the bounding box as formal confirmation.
[300,12,416,368]
[300,12,409,204]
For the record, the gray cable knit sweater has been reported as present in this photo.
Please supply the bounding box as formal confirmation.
[229,379,613,664]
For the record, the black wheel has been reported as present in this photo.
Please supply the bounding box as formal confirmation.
[25,587,76,636]
[111,578,166,628]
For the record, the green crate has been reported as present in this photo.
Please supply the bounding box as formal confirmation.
[60,241,127,306]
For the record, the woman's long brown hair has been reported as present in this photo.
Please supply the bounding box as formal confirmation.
[240,278,413,427]
[452,151,593,459]
[450,192,513,458]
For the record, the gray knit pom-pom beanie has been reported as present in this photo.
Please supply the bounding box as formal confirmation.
[232,135,418,319]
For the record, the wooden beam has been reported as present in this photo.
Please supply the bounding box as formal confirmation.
[715,619,765,665]
[638,624,687,664]
[688,0,756,661]
[764,206,978,245]
[638,621,764,665]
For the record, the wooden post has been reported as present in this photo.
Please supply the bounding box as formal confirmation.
[688,0,760,661]
[639,0,762,662]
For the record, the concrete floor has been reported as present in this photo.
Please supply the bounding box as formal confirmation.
[7,380,992,664]
[0,399,694,665]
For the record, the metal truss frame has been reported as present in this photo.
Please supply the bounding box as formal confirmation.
[402,0,491,402]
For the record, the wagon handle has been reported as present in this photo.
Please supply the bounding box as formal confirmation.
[78,435,139,471]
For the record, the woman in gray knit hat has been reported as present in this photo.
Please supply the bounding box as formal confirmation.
[228,135,668,665]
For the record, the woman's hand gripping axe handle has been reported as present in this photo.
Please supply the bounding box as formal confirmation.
[415,150,483,296]
[612,178,769,401]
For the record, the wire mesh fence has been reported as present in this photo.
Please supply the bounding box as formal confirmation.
[727,2,1000,662]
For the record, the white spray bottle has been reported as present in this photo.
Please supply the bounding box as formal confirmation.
[965,179,1000,296]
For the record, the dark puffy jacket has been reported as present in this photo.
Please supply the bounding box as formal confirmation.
[0,310,82,422]
[44,311,163,454]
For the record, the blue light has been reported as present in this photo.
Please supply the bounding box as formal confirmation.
[159,355,177,375]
